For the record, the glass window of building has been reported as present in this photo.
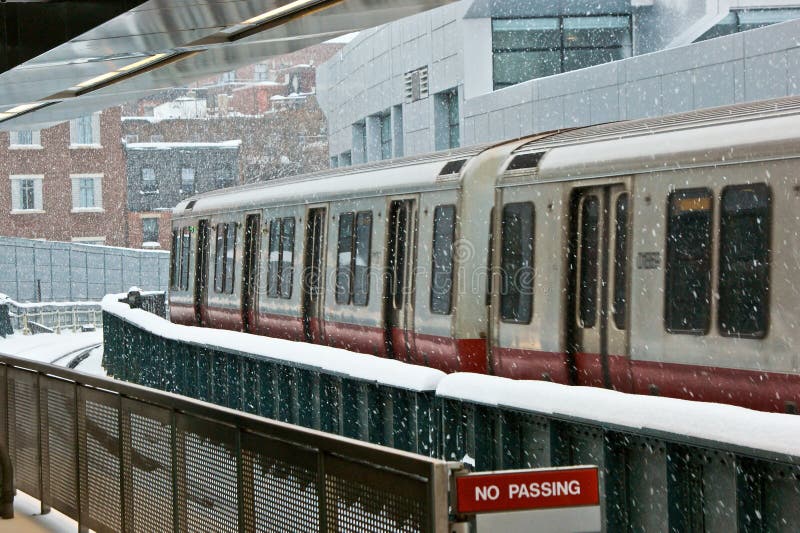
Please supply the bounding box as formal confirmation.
[71,175,102,210]
[142,218,160,243]
[181,168,195,193]
[696,8,800,41]
[215,170,234,189]
[492,16,631,90]
[380,112,392,160]
[10,130,40,147]
[69,114,100,145]
[10,175,43,211]
[141,168,158,192]
[435,89,459,151]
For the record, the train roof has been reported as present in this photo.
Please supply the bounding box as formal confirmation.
[509,95,800,182]
[173,143,493,217]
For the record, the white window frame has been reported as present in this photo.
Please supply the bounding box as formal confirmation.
[69,113,102,148]
[180,167,195,194]
[9,174,44,213]
[70,173,104,213]
[9,130,41,149]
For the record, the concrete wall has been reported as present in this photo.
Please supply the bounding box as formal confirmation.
[461,17,800,145]
[319,0,800,159]
[0,237,170,302]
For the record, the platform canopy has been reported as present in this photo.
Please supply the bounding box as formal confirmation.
[0,0,454,130]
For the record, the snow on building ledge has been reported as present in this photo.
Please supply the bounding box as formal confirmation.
[123,140,242,150]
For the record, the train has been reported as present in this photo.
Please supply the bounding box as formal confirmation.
[169,95,800,414]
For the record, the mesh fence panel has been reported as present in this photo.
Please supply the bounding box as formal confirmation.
[177,415,239,533]
[44,380,78,519]
[124,403,174,533]
[80,390,122,533]
[8,369,40,499]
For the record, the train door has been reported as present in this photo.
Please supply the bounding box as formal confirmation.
[241,214,261,333]
[303,207,327,343]
[569,184,631,390]
[384,198,419,361]
[194,219,210,326]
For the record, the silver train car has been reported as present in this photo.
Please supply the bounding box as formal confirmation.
[170,96,800,413]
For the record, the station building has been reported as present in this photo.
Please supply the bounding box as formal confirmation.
[318,0,800,165]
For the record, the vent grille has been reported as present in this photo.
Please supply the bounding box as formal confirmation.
[506,152,545,171]
[404,67,429,103]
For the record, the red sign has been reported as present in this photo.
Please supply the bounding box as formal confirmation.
[455,466,599,514]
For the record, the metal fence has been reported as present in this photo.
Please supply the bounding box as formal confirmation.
[0,354,452,532]
[6,301,103,334]
[103,304,800,533]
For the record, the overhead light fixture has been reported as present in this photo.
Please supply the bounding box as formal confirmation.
[241,0,325,25]
[0,101,56,123]
[68,51,199,96]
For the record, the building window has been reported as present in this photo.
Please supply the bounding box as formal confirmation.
[718,184,771,338]
[335,211,372,306]
[181,168,195,194]
[10,130,40,147]
[330,156,339,168]
[697,8,800,41]
[221,71,236,83]
[142,218,159,243]
[492,16,631,90]
[352,121,366,164]
[141,168,158,193]
[10,175,43,212]
[435,89,459,151]
[215,170,234,189]
[71,175,102,211]
[665,189,713,335]
[379,112,392,160]
[339,151,352,167]
[267,217,296,299]
[254,64,269,81]
[431,205,456,315]
[500,202,534,323]
[69,114,100,146]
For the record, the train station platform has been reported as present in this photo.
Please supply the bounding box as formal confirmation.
[0,492,76,533]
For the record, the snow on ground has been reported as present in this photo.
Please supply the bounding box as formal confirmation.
[0,330,106,376]
[0,491,78,533]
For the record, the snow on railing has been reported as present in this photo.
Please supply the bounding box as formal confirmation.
[3,296,103,334]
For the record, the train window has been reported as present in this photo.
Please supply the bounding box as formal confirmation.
[280,217,295,299]
[336,211,372,306]
[431,205,456,315]
[612,193,629,330]
[500,202,534,323]
[180,227,191,291]
[718,184,771,338]
[665,189,713,334]
[170,230,179,289]
[214,224,225,293]
[353,212,372,306]
[267,217,295,299]
[224,224,237,294]
[336,213,354,304]
[578,196,599,328]
[267,220,280,298]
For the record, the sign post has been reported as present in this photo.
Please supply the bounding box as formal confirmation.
[451,466,601,532]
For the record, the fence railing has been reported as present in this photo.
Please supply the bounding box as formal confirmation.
[4,300,102,334]
[0,354,452,532]
[102,298,800,533]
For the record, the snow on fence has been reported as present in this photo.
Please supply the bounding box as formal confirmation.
[2,295,102,334]
[102,294,800,532]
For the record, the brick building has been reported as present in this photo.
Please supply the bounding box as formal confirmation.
[124,140,241,249]
[0,108,128,246]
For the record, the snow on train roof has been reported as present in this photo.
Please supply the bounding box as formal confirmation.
[174,144,490,216]
[517,95,800,180]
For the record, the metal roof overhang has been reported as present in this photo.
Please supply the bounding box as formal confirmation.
[0,0,455,130]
